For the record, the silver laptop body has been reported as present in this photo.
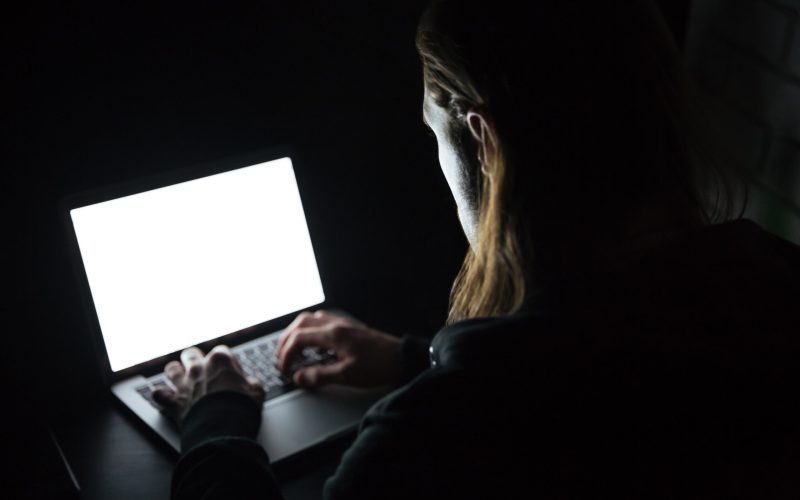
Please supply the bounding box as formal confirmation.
[61,149,387,462]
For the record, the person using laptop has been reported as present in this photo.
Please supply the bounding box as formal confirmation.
[154,0,800,498]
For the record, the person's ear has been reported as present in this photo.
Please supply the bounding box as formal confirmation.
[466,110,497,176]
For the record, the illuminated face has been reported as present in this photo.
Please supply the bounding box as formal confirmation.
[422,86,480,247]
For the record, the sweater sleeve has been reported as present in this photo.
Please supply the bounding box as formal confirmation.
[172,391,284,500]
[170,337,432,500]
[322,366,469,500]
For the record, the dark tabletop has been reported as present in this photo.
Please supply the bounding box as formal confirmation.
[52,394,352,500]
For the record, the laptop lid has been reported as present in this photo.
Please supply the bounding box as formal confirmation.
[62,149,326,383]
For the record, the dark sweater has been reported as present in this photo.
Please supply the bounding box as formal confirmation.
[173,219,800,499]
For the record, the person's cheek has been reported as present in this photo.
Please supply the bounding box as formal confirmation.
[438,146,460,195]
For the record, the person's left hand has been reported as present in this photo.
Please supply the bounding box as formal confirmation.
[152,345,266,425]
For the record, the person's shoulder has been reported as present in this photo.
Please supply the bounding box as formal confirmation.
[663,219,800,330]
[361,314,549,418]
[363,364,471,419]
[428,311,565,372]
[669,218,800,271]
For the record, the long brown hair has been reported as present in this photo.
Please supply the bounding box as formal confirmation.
[416,0,745,325]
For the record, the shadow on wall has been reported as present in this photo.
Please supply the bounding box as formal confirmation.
[685,0,800,244]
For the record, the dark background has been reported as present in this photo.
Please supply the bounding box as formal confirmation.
[3,0,690,495]
[6,0,461,417]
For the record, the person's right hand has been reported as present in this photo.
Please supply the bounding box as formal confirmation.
[276,310,403,389]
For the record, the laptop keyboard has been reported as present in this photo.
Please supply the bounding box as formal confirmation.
[136,335,336,409]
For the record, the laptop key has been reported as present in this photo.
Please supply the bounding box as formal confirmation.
[152,380,169,390]
[136,385,164,409]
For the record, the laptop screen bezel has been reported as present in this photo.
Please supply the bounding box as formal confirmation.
[59,146,328,384]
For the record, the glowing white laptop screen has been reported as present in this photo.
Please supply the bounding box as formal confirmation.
[70,157,325,372]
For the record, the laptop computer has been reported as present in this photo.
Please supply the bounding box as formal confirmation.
[61,148,388,463]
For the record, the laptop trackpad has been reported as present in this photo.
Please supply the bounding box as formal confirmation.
[257,385,387,463]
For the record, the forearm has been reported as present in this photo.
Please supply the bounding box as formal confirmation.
[172,391,284,500]
[170,334,432,500]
